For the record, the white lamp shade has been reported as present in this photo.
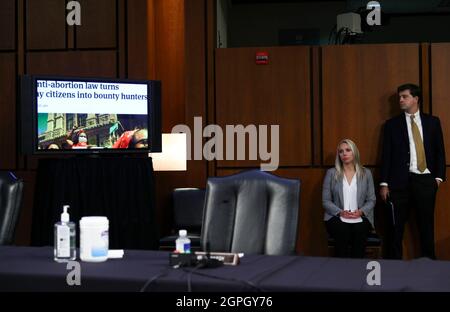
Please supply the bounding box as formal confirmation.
[149,133,187,171]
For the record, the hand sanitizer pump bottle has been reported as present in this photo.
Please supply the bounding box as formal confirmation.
[54,205,76,262]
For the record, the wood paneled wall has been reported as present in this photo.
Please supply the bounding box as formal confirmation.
[0,54,16,169]
[430,43,450,260]
[0,0,15,50]
[1,0,133,245]
[1,0,208,246]
[2,0,450,259]
[213,44,450,259]
[1,0,124,245]
[215,47,311,167]
[152,0,208,237]
[432,43,450,164]
[322,44,420,166]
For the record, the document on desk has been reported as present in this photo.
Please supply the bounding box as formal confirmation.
[108,250,124,259]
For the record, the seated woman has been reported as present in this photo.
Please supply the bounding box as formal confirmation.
[322,139,376,258]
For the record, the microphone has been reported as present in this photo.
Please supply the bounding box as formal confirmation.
[195,251,240,266]
[195,242,223,268]
[168,241,240,268]
[195,242,241,266]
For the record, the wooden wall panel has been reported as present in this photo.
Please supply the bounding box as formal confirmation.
[27,51,117,77]
[117,0,126,78]
[76,0,117,49]
[8,0,450,261]
[127,0,150,79]
[311,46,322,165]
[206,0,216,177]
[0,54,17,169]
[431,43,450,164]
[215,46,311,167]
[125,0,187,128]
[0,0,15,50]
[184,0,208,187]
[431,44,450,260]
[217,168,328,256]
[26,0,66,50]
[435,168,450,260]
[150,0,186,238]
[420,43,431,114]
[152,0,208,238]
[154,0,185,132]
[322,44,420,166]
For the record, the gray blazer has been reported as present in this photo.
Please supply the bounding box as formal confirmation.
[322,167,376,228]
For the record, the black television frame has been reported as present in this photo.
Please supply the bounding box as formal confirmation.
[19,75,162,155]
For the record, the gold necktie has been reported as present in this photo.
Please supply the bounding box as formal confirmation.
[411,115,427,172]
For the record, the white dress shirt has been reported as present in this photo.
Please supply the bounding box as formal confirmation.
[380,110,442,186]
[340,174,362,223]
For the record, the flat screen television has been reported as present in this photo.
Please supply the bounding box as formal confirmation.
[19,75,161,155]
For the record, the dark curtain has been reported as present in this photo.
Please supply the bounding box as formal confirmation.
[31,157,158,250]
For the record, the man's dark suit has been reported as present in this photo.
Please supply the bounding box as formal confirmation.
[381,112,446,259]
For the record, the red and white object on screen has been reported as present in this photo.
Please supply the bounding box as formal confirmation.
[255,52,269,65]
[113,131,134,148]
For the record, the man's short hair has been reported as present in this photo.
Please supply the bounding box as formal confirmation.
[397,83,422,103]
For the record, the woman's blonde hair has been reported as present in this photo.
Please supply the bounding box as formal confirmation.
[334,139,365,180]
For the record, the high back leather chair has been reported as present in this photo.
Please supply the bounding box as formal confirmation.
[0,172,24,245]
[201,170,300,255]
[159,188,205,251]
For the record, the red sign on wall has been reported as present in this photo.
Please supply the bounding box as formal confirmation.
[255,52,269,65]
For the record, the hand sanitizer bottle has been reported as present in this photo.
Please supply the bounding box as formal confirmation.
[54,205,76,262]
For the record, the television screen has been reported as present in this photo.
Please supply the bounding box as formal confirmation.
[20,76,161,154]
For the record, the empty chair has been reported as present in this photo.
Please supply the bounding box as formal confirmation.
[0,172,24,245]
[201,170,300,255]
[159,188,205,251]
[328,230,382,259]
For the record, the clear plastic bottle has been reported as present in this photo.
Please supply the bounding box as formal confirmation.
[175,229,191,253]
[54,205,76,262]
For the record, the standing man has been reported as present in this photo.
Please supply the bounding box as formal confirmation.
[380,83,446,259]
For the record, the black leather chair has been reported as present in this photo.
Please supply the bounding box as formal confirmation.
[159,188,205,251]
[327,230,382,259]
[0,172,24,245]
[201,170,300,255]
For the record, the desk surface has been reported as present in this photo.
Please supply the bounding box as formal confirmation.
[1,246,450,292]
